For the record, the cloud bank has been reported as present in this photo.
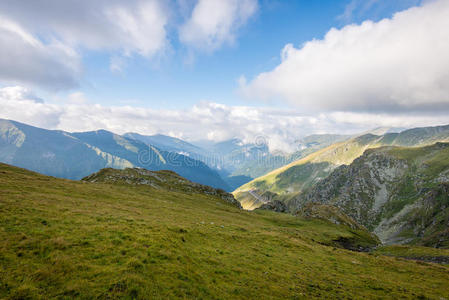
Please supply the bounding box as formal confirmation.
[0,0,168,89]
[2,86,449,153]
[240,0,449,113]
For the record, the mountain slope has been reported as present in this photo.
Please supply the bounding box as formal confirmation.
[300,143,449,246]
[124,133,208,158]
[235,125,449,209]
[73,130,229,190]
[0,119,132,179]
[213,135,350,179]
[0,119,229,190]
[1,163,448,299]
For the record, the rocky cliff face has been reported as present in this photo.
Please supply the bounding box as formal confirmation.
[297,143,449,247]
[299,148,409,230]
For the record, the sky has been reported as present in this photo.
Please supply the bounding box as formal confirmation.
[1,0,449,152]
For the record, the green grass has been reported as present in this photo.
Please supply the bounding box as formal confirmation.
[1,163,449,299]
[388,142,449,178]
[375,245,449,261]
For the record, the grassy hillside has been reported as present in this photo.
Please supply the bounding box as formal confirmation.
[1,163,449,299]
[235,125,449,210]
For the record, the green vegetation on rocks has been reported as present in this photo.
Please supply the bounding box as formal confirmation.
[301,143,449,247]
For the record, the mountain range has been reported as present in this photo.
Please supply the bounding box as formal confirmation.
[1,119,449,298]
[2,118,448,249]
[234,124,449,248]
[1,118,347,192]
[234,124,449,210]
[124,131,350,190]
[0,119,229,190]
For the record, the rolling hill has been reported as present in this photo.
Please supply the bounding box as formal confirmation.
[1,163,449,298]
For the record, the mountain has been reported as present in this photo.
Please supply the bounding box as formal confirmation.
[123,133,251,191]
[299,143,449,247]
[0,119,229,190]
[2,162,449,298]
[201,135,349,189]
[0,119,132,179]
[295,134,350,151]
[125,133,351,191]
[234,124,449,210]
[73,130,230,190]
[124,133,208,158]
[230,134,351,180]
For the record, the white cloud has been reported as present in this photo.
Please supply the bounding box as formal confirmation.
[0,86,43,103]
[0,0,168,89]
[179,0,257,52]
[0,17,81,90]
[104,1,168,57]
[67,92,89,105]
[2,86,449,153]
[0,86,63,128]
[240,0,449,113]
[0,0,168,56]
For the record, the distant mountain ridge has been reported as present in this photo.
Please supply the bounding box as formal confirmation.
[124,133,208,158]
[0,119,229,190]
[126,133,353,191]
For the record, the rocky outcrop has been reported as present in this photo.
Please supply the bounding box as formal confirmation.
[83,167,242,209]
[297,203,365,231]
[256,200,289,213]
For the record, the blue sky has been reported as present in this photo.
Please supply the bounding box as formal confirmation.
[76,0,420,109]
[1,0,449,150]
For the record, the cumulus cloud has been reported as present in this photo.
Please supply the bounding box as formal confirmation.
[240,0,449,113]
[0,86,43,103]
[0,0,168,56]
[2,86,449,153]
[179,0,258,52]
[0,0,168,89]
[0,17,81,90]
[0,86,63,128]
